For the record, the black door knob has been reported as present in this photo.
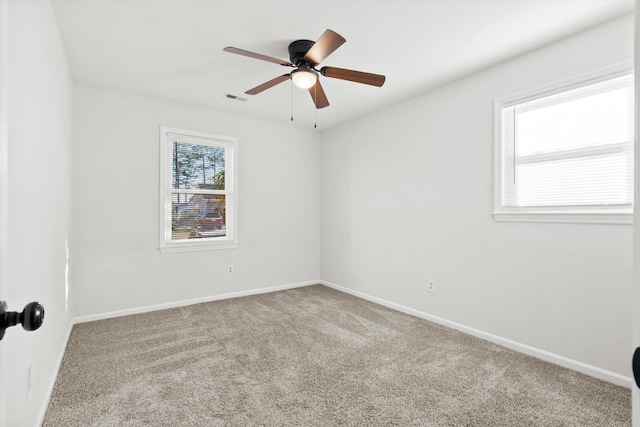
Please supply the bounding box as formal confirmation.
[633,347,640,388]
[0,300,45,341]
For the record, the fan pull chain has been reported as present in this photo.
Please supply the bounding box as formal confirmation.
[314,83,317,128]
[290,80,294,122]
[513,107,516,185]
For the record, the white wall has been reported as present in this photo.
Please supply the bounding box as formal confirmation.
[73,85,320,318]
[3,1,74,426]
[321,14,634,379]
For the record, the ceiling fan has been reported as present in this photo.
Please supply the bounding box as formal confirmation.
[223,29,386,109]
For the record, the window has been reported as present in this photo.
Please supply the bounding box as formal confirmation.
[159,127,238,252]
[494,64,634,224]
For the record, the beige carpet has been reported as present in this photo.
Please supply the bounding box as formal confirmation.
[43,285,630,426]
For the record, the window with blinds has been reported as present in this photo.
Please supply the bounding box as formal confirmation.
[494,66,634,224]
[159,127,238,252]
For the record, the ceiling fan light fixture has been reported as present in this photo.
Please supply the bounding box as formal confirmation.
[291,68,318,89]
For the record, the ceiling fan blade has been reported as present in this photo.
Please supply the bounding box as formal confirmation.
[321,67,386,87]
[223,47,293,66]
[304,30,346,65]
[245,74,291,95]
[308,80,329,109]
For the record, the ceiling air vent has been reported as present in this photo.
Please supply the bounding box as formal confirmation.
[225,94,248,102]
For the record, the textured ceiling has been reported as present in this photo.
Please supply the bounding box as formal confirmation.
[52,0,634,130]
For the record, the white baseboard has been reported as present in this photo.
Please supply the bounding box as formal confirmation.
[73,280,320,325]
[320,280,633,389]
[36,318,74,427]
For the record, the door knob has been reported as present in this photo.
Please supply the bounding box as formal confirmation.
[633,347,640,388]
[0,301,45,341]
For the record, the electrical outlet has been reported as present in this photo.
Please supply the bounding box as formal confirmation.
[26,363,31,394]
[427,279,436,293]
[227,264,234,274]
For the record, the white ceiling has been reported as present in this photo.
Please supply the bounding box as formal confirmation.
[51,0,634,131]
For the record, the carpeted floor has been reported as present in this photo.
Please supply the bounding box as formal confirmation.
[43,285,630,426]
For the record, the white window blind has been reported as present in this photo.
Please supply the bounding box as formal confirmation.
[495,69,634,223]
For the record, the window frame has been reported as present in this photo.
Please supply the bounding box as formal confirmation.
[158,126,238,252]
[493,61,634,225]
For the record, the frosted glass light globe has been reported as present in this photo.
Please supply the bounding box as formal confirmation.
[291,69,318,89]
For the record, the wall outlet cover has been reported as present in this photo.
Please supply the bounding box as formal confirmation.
[428,280,436,293]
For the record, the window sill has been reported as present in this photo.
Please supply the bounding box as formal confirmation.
[493,212,632,225]
[158,241,238,253]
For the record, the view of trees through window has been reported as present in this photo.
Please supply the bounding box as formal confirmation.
[171,142,227,240]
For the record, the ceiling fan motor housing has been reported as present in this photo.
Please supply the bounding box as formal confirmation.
[288,40,316,66]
